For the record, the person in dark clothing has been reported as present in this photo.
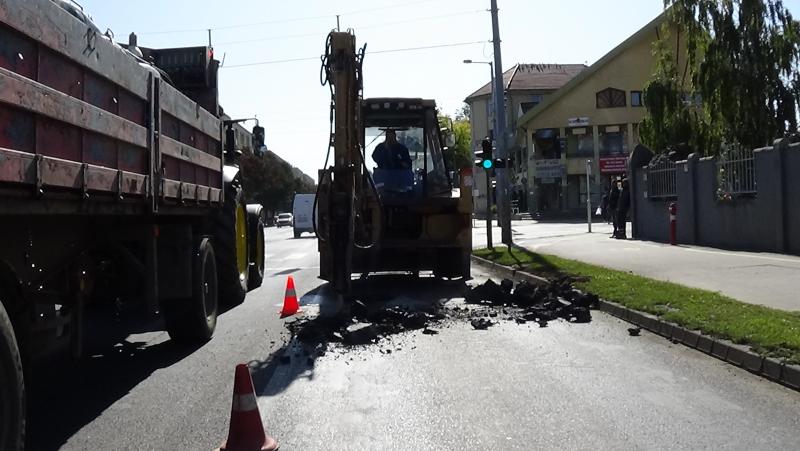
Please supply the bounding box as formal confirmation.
[608,181,620,237]
[372,129,411,170]
[600,191,610,223]
[615,178,631,239]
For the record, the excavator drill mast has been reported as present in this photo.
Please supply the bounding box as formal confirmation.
[318,31,374,294]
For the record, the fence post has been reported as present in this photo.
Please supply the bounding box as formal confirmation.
[669,202,677,245]
[685,154,698,245]
[773,139,788,253]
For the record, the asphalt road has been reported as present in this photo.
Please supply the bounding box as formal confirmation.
[28,227,800,450]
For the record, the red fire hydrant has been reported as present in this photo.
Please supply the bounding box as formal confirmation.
[669,202,677,246]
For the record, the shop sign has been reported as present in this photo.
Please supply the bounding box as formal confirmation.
[534,159,565,179]
[568,117,590,127]
[599,156,628,174]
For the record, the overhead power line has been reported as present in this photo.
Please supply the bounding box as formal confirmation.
[139,0,444,35]
[214,10,484,47]
[223,40,489,68]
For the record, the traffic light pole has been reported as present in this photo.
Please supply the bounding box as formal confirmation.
[486,171,493,249]
[586,159,592,233]
[490,0,512,245]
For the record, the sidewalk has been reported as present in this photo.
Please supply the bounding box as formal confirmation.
[473,220,800,312]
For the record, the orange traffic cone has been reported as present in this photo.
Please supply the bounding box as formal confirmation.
[216,364,278,451]
[279,276,301,318]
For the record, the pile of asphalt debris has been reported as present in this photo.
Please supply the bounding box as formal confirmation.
[284,277,599,351]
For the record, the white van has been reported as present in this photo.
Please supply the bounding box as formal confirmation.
[292,194,316,238]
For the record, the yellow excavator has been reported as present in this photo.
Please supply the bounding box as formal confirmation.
[315,31,473,296]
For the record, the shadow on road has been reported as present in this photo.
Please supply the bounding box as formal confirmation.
[25,301,244,450]
[249,275,467,399]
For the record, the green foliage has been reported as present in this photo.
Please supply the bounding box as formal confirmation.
[451,119,473,169]
[240,150,316,213]
[439,111,473,169]
[455,103,471,122]
[642,0,800,155]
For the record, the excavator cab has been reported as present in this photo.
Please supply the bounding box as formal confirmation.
[351,98,472,279]
[364,99,451,199]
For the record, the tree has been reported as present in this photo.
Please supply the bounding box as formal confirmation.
[641,0,800,156]
[241,150,316,214]
[438,113,473,169]
[455,103,471,122]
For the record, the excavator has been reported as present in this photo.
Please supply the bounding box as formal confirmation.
[315,31,473,296]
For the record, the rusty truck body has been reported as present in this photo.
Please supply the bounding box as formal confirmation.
[0,1,267,448]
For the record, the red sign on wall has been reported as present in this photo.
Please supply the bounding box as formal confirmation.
[599,156,628,174]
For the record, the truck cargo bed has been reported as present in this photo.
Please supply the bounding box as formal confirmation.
[0,0,223,215]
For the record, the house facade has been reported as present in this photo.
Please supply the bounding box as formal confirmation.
[517,12,684,214]
[464,63,586,215]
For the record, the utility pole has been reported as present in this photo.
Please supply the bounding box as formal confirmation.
[490,0,512,245]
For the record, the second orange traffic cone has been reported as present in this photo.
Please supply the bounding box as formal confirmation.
[279,276,301,318]
[216,364,278,451]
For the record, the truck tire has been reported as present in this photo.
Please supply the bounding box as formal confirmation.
[164,238,218,343]
[0,301,25,451]
[246,205,265,290]
[213,184,249,306]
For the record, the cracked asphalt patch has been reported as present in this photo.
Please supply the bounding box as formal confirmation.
[281,276,599,359]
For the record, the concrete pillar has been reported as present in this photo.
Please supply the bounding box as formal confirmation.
[771,141,787,252]
[592,125,601,202]
[526,130,537,214]
[626,122,635,153]
[676,154,698,245]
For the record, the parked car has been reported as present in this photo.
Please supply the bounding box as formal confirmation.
[292,194,316,238]
[276,213,294,228]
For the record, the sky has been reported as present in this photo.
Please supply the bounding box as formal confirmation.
[78,0,800,181]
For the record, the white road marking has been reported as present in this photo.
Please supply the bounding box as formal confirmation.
[265,266,320,271]
[282,253,307,260]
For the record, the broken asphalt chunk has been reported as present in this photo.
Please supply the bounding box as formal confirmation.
[471,318,494,330]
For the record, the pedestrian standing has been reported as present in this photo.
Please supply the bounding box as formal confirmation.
[608,181,620,237]
[615,177,631,239]
[600,191,610,223]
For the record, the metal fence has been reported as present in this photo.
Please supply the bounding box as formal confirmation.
[646,158,677,199]
[716,147,756,198]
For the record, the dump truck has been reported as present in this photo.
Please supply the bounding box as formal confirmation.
[316,31,473,295]
[0,0,267,448]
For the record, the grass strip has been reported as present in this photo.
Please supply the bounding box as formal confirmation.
[474,246,800,363]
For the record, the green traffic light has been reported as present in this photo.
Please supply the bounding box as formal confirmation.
[482,159,493,169]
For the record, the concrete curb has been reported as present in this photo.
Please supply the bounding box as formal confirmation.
[471,254,800,392]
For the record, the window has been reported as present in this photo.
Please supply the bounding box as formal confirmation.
[520,95,544,116]
[631,91,643,107]
[533,129,561,159]
[520,102,538,115]
[596,87,626,108]
[567,128,594,157]
[600,125,628,156]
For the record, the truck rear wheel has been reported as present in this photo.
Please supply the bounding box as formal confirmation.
[0,301,25,451]
[246,205,265,290]
[164,238,218,343]
[213,184,249,306]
